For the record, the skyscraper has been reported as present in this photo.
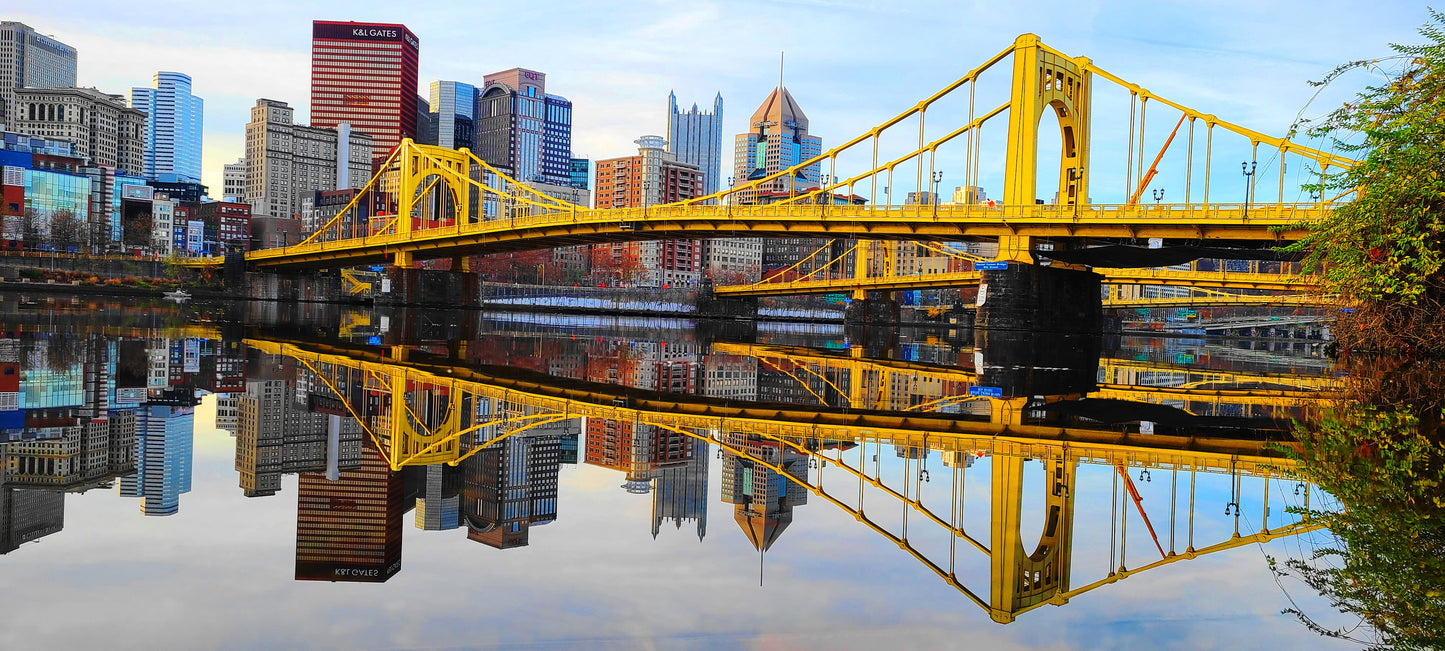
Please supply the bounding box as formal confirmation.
[428,81,476,150]
[309,21,419,162]
[476,68,573,185]
[131,72,204,183]
[666,92,723,197]
[0,22,77,123]
[733,86,826,278]
[244,98,373,219]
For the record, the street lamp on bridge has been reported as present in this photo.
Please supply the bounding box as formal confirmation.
[1241,161,1257,219]
[1153,188,1165,206]
[932,171,944,217]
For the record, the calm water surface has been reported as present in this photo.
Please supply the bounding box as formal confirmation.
[0,297,1357,649]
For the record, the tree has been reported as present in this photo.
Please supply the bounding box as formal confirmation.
[49,209,84,252]
[20,208,43,249]
[1288,10,1445,353]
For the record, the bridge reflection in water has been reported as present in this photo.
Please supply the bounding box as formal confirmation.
[246,330,1325,623]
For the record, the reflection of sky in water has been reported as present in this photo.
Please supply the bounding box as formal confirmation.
[0,396,1352,649]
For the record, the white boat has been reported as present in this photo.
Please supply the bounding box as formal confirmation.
[163,289,191,302]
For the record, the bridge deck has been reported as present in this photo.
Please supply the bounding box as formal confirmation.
[245,203,1329,270]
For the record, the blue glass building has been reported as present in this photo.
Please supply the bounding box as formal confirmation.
[131,72,204,184]
[427,81,477,151]
[667,92,723,197]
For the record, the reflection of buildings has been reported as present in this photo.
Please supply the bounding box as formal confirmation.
[414,463,462,531]
[462,432,560,549]
[118,404,194,516]
[720,433,808,551]
[295,443,404,582]
[651,437,708,541]
[585,421,692,493]
[234,375,363,497]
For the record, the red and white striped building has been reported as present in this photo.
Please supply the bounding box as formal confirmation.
[309,20,419,164]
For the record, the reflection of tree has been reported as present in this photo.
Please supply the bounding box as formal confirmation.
[1279,356,1445,650]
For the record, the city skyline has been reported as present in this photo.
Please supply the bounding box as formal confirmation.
[6,2,1421,203]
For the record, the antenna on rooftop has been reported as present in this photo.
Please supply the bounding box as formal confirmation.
[779,51,785,91]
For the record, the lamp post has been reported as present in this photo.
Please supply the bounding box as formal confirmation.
[1152,188,1165,205]
[1241,161,1257,219]
[932,171,944,217]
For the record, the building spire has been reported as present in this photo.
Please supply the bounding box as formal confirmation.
[779,51,785,92]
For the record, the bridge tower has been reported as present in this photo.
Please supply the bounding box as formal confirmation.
[377,140,481,308]
[989,454,1078,623]
[1000,33,1093,263]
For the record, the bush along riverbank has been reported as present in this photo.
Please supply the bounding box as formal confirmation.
[1287,11,1445,356]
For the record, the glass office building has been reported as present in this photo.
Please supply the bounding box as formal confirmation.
[131,72,205,183]
[428,81,476,150]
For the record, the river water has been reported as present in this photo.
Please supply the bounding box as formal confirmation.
[0,296,1365,649]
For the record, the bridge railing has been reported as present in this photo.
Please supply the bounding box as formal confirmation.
[252,200,1347,259]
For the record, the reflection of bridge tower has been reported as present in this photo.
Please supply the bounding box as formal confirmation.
[989,455,1078,623]
[719,433,808,551]
[651,438,708,541]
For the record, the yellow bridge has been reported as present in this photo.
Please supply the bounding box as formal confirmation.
[244,333,1327,624]
[236,34,1351,277]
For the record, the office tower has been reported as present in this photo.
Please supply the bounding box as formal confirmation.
[0,22,78,123]
[651,438,708,541]
[428,81,476,150]
[222,159,246,201]
[309,21,419,162]
[462,433,560,549]
[719,432,808,551]
[541,93,572,184]
[666,91,723,197]
[569,157,589,191]
[592,136,703,286]
[476,68,573,185]
[10,87,146,176]
[295,444,403,582]
[732,85,825,278]
[118,404,194,516]
[131,72,204,183]
[244,99,373,219]
[414,94,434,146]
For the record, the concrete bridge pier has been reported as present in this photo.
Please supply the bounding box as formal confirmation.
[844,296,900,326]
[696,280,760,319]
[976,263,1102,333]
[375,253,480,309]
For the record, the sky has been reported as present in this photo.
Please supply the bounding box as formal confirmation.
[8,0,1432,201]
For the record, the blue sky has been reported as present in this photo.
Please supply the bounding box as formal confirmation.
[11,0,1431,200]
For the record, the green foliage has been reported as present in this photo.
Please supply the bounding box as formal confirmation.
[1282,403,1445,650]
[1289,10,1445,306]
